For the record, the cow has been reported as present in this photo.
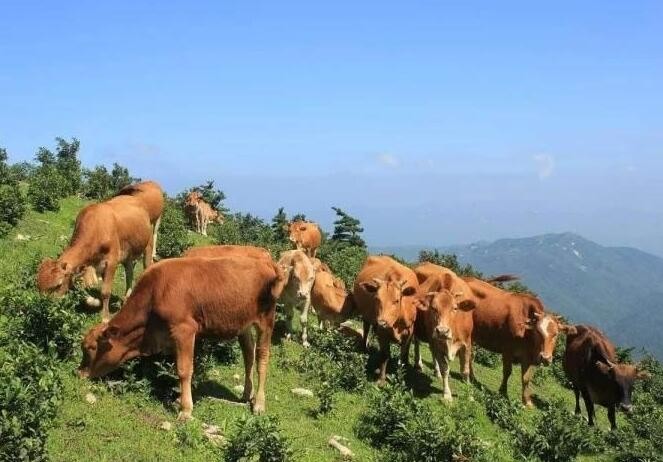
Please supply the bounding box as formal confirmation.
[184,191,203,232]
[184,192,223,236]
[310,265,355,327]
[115,181,164,260]
[287,221,322,258]
[353,255,419,384]
[412,263,476,401]
[564,325,649,429]
[79,256,287,420]
[277,250,316,347]
[183,244,272,261]
[464,276,575,406]
[37,191,156,321]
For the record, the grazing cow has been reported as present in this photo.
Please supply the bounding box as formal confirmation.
[412,264,476,401]
[183,244,272,261]
[37,193,155,321]
[79,256,287,420]
[115,181,164,260]
[564,325,649,429]
[464,276,574,406]
[353,256,419,384]
[287,221,322,258]
[310,266,355,326]
[277,250,316,347]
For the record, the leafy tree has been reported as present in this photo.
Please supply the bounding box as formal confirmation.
[291,213,307,222]
[0,147,9,183]
[418,250,482,277]
[157,198,193,258]
[330,207,365,248]
[27,167,65,212]
[8,161,35,183]
[83,162,136,200]
[0,147,27,236]
[53,137,82,195]
[271,207,289,242]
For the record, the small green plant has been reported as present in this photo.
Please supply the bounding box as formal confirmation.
[0,184,27,236]
[473,345,500,368]
[174,420,209,450]
[27,166,66,212]
[223,415,294,462]
[157,198,193,258]
[482,389,521,431]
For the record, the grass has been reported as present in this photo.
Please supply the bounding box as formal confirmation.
[1,197,621,461]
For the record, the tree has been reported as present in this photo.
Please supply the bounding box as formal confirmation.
[418,250,483,278]
[330,207,365,248]
[54,137,82,195]
[0,147,27,235]
[291,213,307,222]
[180,180,227,212]
[271,207,289,242]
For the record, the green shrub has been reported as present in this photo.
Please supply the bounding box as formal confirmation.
[224,415,294,462]
[473,345,500,368]
[0,184,27,233]
[214,212,273,247]
[27,167,65,212]
[482,389,521,431]
[0,340,63,462]
[174,420,210,449]
[318,242,368,288]
[157,198,193,258]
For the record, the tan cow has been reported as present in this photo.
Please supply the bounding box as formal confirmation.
[277,250,316,347]
[353,255,419,384]
[115,181,164,260]
[564,325,648,429]
[287,221,322,258]
[79,256,287,420]
[413,263,476,401]
[184,192,223,236]
[183,244,272,261]
[465,276,574,406]
[37,192,155,321]
[310,266,355,327]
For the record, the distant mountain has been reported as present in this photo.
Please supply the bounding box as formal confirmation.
[372,233,663,358]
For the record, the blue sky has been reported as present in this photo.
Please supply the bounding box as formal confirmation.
[1,1,662,254]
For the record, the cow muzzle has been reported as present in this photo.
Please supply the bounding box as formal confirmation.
[78,368,90,379]
[434,326,452,340]
[538,353,553,366]
[619,403,633,414]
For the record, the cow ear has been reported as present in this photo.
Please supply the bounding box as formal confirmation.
[458,299,476,311]
[413,295,429,312]
[360,281,379,293]
[402,286,417,297]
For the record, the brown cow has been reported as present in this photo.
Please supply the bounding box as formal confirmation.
[353,255,419,384]
[465,276,574,406]
[310,266,355,327]
[79,256,287,420]
[183,244,272,261]
[115,181,164,259]
[37,192,155,321]
[287,221,322,258]
[564,325,649,429]
[277,250,316,347]
[413,264,476,401]
[184,192,223,236]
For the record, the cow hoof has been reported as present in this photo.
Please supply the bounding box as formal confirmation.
[302,340,310,348]
[241,391,254,402]
[177,411,193,421]
[443,394,453,402]
[523,401,534,409]
[251,401,266,415]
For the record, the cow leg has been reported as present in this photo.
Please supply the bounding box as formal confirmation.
[377,335,391,385]
[521,363,534,407]
[399,335,412,367]
[459,344,471,383]
[431,343,452,400]
[122,260,135,298]
[573,387,582,415]
[300,297,311,348]
[362,320,371,351]
[430,342,443,379]
[152,215,161,261]
[499,354,513,397]
[238,329,256,402]
[413,339,423,371]
[608,405,617,430]
[580,387,595,426]
[143,233,154,269]
[100,261,117,322]
[174,327,196,421]
[252,317,274,415]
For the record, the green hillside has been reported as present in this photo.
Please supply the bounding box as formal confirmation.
[2,198,661,462]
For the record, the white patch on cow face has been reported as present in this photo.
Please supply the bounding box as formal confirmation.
[538,316,552,338]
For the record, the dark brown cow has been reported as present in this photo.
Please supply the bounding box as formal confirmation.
[465,277,574,406]
[413,264,476,401]
[564,325,649,429]
[287,221,322,258]
[353,256,419,384]
[79,256,287,420]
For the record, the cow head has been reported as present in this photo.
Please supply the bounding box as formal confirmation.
[287,221,309,244]
[526,312,569,366]
[595,360,650,413]
[279,251,315,302]
[37,258,75,296]
[185,191,202,206]
[359,277,417,343]
[79,323,139,378]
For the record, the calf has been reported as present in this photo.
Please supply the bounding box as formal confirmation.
[277,250,316,347]
[79,256,286,419]
[413,265,476,401]
[564,325,649,429]
[353,256,419,384]
[465,277,574,406]
[287,221,322,258]
[37,193,155,321]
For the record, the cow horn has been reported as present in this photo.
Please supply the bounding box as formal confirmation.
[532,311,543,319]
[606,359,616,369]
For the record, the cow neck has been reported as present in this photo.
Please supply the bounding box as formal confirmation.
[59,235,103,269]
[107,292,151,347]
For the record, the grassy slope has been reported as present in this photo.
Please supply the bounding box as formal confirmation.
[1,199,617,461]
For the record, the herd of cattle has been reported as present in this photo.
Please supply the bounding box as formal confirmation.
[35,181,649,429]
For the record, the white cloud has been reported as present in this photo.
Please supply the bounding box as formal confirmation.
[532,154,555,179]
[375,153,400,168]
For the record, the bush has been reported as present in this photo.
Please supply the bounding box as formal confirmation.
[157,198,193,258]
[224,415,294,462]
[473,345,500,368]
[0,341,63,462]
[83,163,136,200]
[318,242,368,288]
[0,184,26,233]
[214,213,273,247]
[27,167,66,212]
[482,389,521,431]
